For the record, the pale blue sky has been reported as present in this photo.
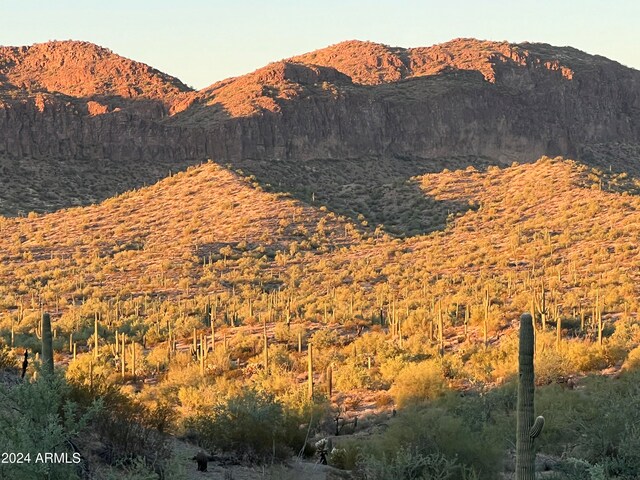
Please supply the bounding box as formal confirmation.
[1,0,638,89]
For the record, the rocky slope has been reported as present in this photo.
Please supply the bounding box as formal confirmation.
[1,38,640,221]
[0,40,191,103]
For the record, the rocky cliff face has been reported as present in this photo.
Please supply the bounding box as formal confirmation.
[1,38,639,215]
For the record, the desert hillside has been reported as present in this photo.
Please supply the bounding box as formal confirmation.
[1,38,640,480]
[2,38,640,220]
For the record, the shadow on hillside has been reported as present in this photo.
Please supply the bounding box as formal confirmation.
[0,90,206,216]
[226,155,492,237]
[0,153,200,216]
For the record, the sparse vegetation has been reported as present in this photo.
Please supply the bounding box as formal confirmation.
[1,156,639,479]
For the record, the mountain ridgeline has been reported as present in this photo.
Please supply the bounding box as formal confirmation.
[1,38,640,229]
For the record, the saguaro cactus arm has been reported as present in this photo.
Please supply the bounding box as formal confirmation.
[530,416,545,439]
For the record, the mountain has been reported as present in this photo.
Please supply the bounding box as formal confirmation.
[3,39,640,479]
[0,40,191,103]
[0,162,354,299]
[2,155,637,323]
[1,38,640,232]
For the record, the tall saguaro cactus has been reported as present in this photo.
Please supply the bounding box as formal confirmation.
[308,343,314,399]
[263,319,269,374]
[516,313,545,480]
[94,312,100,359]
[41,312,54,375]
[483,288,490,347]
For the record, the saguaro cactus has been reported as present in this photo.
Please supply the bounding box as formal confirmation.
[94,312,100,359]
[516,313,545,480]
[437,299,444,355]
[308,343,314,399]
[483,288,490,347]
[131,342,136,380]
[41,312,54,375]
[121,339,127,378]
[263,319,269,374]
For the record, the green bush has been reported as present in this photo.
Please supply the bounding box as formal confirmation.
[362,405,502,480]
[534,371,640,478]
[0,345,17,370]
[355,446,458,480]
[329,440,361,470]
[553,458,605,480]
[334,359,380,391]
[67,373,173,470]
[185,388,311,462]
[0,374,101,480]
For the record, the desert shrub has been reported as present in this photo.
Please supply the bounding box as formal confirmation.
[462,335,518,383]
[310,329,341,348]
[185,388,311,462]
[535,347,570,384]
[611,422,640,478]
[350,331,401,361]
[355,446,459,480]
[623,344,640,371]
[329,441,361,470]
[0,345,17,370]
[552,458,602,480]
[389,359,447,407]
[101,457,161,480]
[564,340,608,372]
[446,382,516,436]
[375,391,395,408]
[379,356,407,387]
[145,344,170,371]
[67,373,173,470]
[65,353,118,387]
[534,370,640,477]
[0,374,101,480]
[533,384,590,456]
[96,397,173,468]
[269,343,295,371]
[177,384,218,414]
[334,359,380,391]
[142,328,162,347]
[363,406,502,479]
[273,322,295,343]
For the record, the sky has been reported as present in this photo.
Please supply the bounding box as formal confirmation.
[1,0,639,89]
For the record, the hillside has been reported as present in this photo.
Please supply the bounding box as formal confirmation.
[0,161,354,301]
[0,40,192,102]
[2,156,640,479]
[1,156,638,350]
[2,38,640,224]
[288,38,578,84]
[2,38,640,479]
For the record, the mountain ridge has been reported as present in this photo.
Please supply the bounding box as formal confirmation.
[1,37,640,226]
[0,40,192,102]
